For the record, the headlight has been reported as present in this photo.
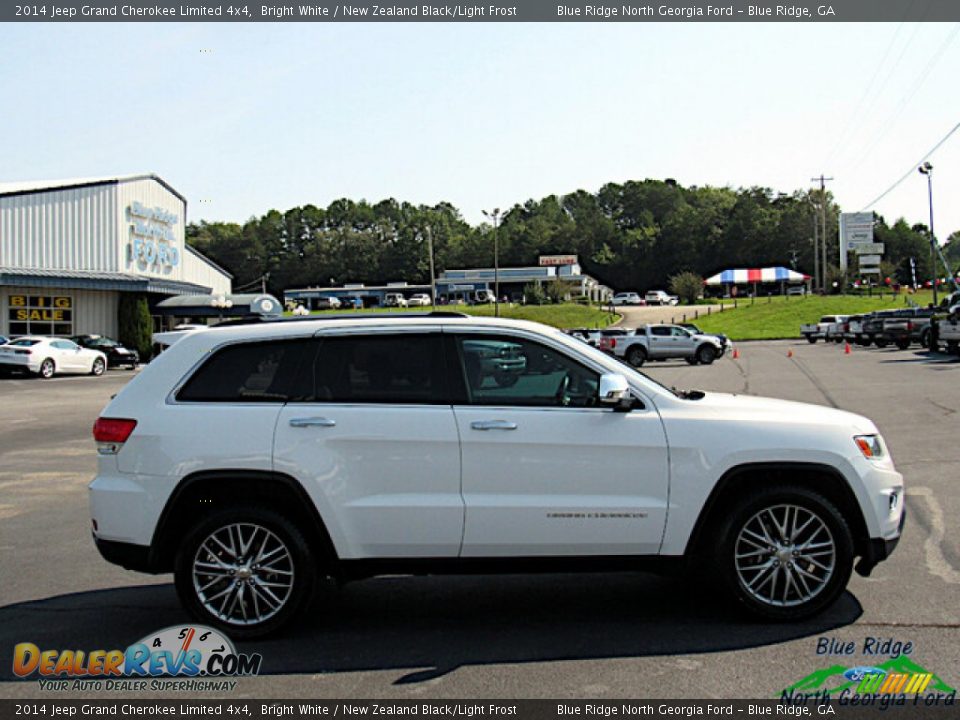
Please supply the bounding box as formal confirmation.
[854,434,885,460]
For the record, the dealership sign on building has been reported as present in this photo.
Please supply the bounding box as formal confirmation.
[538,255,578,267]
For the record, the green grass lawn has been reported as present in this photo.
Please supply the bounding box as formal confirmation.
[287,303,618,330]
[694,292,935,340]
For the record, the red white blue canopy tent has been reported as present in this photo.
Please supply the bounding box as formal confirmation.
[704,267,810,285]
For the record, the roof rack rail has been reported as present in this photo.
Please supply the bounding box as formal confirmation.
[213,311,469,328]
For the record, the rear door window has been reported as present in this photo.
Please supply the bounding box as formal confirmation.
[307,333,447,404]
[177,339,312,402]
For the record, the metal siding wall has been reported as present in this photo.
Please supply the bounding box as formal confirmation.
[0,185,118,272]
[1,286,118,338]
[182,250,232,295]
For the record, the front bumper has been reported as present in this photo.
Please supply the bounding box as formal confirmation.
[855,506,906,577]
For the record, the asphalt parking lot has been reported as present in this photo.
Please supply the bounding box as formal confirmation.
[0,343,957,700]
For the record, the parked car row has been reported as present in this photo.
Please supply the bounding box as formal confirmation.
[609,290,680,306]
[800,292,960,355]
[0,334,139,378]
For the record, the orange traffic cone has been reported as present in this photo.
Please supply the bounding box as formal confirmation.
[845,343,852,354]
[732,348,740,359]
[787,349,794,358]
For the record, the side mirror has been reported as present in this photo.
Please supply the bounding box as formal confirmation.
[598,373,629,404]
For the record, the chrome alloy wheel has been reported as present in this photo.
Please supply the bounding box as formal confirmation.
[734,503,836,608]
[192,523,295,626]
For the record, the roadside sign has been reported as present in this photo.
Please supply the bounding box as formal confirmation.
[861,268,881,274]
[859,255,882,266]
[854,243,885,255]
[539,254,578,266]
[839,212,875,271]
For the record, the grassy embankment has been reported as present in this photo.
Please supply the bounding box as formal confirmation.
[694,291,935,341]
[289,303,619,330]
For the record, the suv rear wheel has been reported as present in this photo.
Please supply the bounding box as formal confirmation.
[174,507,316,638]
[713,486,853,621]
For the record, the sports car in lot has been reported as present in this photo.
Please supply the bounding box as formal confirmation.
[72,335,139,369]
[0,337,107,378]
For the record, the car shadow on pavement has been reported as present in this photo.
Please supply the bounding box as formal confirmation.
[0,573,862,684]
[877,351,959,365]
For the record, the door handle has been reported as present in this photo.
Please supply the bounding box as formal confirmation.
[470,420,518,431]
[289,417,336,428]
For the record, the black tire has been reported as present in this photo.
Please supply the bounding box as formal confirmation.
[90,357,106,376]
[920,328,932,350]
[626,346,647,367]
[685,356,699,365]
[38,358,55,379]
[806,336,817,344]
[696,344,717,365]
[713,485,854,621]
[948,341,959,356]
[174,506,317,639]
[894,338,910,351]
[857,337,871,347]
[874,339,889,349]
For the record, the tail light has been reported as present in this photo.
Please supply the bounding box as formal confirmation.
[906,322,914,331]
[93,417,137,455]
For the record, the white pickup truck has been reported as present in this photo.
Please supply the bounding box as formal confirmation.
[801,315,850,344]
[937,307,960,355]
[599,323,724,367]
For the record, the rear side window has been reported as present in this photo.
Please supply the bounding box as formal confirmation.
[177,340,311,403]
[308,334,446,404]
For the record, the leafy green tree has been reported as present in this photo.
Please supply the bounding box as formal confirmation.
[668,271,704,305]
[118,294,153,362]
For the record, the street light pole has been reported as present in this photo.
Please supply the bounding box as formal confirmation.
[482,208,501,317]
[918,162,937,305]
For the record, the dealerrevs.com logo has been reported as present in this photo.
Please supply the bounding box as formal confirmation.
[12,625,262,692]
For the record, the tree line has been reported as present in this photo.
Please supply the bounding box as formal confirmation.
[186,179,956,298]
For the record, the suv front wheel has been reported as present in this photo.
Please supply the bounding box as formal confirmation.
[714,486,854,621]
[174,507,316,638]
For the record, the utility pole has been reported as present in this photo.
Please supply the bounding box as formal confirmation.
[807,196,819,291]
[811,175,833,291]
[425,225,436,309]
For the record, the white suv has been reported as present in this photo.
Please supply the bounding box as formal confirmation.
[90,314,905,636]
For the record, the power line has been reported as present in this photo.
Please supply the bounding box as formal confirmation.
[830,15,927,169]
[823,19,909,168]
[845,23,960,175]
[860,120,960,210]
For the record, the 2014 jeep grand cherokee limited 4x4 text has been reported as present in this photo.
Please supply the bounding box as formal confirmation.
[90,314,905,637]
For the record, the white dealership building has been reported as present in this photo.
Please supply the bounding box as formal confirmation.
[0,174,231,339]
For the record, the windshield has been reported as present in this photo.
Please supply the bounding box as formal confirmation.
[88,338,119,347]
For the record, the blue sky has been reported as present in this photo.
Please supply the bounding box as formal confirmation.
[2,22,959,242]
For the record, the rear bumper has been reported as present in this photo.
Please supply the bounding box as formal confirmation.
[855,507,906,577]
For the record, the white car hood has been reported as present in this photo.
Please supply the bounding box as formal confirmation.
[692,392,876,434]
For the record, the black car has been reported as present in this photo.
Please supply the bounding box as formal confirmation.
[71,335,139,369]
[680,323,731,353]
